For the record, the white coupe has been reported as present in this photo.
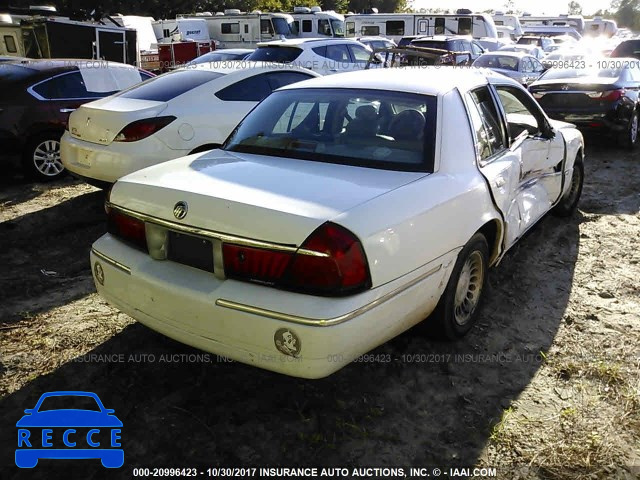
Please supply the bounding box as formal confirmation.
[90,67,584,378]
[61,62,319,187]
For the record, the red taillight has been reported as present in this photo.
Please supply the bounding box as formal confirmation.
[222,223,371,296]
[107,208,147,252]
[113,116,176,142]
[285,223,370,295]
[223,244,293,285]
[602,89,624,102]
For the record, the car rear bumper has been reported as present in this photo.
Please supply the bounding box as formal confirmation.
[90,234,454,379]
[61,132,189,184]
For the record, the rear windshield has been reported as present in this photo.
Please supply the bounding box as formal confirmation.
[246,46,302,63]
[224,88,437,173]
[410,41,448,50]
[38,395,101,412]
[191,51,250,64]
[116,70,225,102]
[517,37,539,45]
[0,63,37,82]
[474,55,519,71]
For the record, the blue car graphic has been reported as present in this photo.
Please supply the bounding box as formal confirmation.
[15,391,123,468]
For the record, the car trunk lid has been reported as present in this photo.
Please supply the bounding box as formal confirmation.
[110,149,428,245]
[67,97,167,145]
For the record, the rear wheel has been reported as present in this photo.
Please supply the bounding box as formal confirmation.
[553,159,584,217]
[432,233,489,340]
[620,110,639,150]
[22,133,66,181]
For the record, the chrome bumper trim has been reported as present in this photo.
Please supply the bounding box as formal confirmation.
[91,248,131,275]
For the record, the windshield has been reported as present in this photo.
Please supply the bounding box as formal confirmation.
[540,67,622,80]
[38,395,101,412]
[331,19,345,37]
[273,17,293,36]
[224,88,437,172]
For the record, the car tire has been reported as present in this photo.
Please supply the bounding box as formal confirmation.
[432,233,489,340]
[22,133,66,181]
[553,158,584,217]
[620,110,639,150]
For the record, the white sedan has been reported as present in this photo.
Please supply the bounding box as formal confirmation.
[61,62,319,186]
[90,67,584,378]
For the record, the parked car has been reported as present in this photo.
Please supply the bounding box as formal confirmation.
[529,58,640,149]
[498,44,545,60]
[186,48,254,66]
[91,67,584,379]
[62,62,319,187]
[409,35,485,64]
[473,51,546,86]
[517,35,556,52]
[0,59,153,180]
[357,36,397,50]
[245,38,375,75]
[610,39,640,60]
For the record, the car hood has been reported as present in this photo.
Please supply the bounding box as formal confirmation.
[111,149,428,245]
[16,410,123,427]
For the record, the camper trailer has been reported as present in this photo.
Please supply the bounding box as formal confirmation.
[584,17,617,37]
[491,12,523,37]
[155,10,298,49]
[290,7,345,37]
[344,10,498,43]
[519,14,585,35]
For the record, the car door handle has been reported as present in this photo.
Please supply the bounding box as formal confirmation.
[60,108,76,113]
[494,176,506,188]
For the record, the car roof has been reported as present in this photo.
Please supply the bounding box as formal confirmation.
[256,37,364,47]
[412,35,472,42]
[278,66,519,96]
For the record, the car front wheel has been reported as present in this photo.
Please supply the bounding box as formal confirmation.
[22,133,66,181]
[433,233,489,340]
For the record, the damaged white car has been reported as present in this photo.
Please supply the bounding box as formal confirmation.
[91,67,584,378]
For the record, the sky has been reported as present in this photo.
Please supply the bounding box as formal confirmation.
[411,0,611,16]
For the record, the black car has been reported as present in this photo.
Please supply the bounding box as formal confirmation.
[409,35,485,65]
[528,58,640,149]
[610,40,640,60]
[0,59,152,180]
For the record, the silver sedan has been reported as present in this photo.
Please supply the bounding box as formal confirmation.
[472,51,546,86]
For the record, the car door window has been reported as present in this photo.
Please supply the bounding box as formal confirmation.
[266,72,315,91]
[495,85,545,140]
[215,74,271,102]
[521,58,533,73]
[32,71,105,100]
[531,58,545,73]
[471,42,484,56]
[467,86,507,162]
[348,44,371,64]
[325,44,351,63]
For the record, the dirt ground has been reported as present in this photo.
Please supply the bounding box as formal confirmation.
[0,140,638,480]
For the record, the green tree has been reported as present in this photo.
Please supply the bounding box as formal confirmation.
[567,1,582,14]
[611,0,640,30]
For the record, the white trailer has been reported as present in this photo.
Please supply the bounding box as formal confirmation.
[344,11,498,42]
[584,17,617,37]
[491,12,523,37]
[519,14,585,35]
[154,10,298,49]
[290,7,345,37]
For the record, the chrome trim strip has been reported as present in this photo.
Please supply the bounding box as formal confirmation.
[107,203,328,257]
[215,264,443,327]
[91,248,131,275]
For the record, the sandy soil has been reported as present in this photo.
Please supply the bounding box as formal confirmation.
[0,141,638,480]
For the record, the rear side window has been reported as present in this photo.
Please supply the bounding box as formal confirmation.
[216,74,271,102]
[266,71,314,90]
[31,71,105,100]
[247,47,302,63]
[117,70,224,102]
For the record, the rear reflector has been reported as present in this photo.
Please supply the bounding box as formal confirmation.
[107,207,147,252]
[114,116,176,142]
